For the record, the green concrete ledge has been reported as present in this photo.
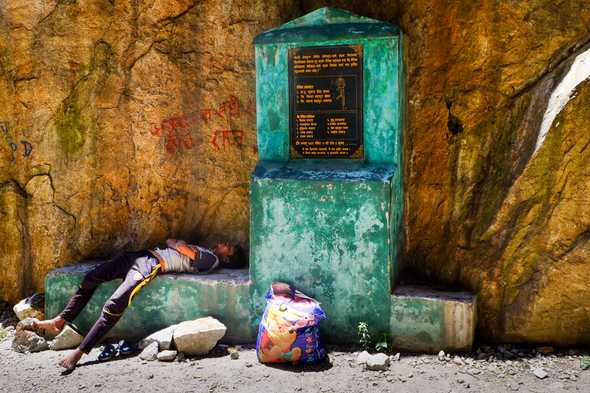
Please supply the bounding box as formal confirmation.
[390,286,477,353]
[45,261,255,344]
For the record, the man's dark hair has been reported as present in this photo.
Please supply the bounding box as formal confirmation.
[225,244,247,269]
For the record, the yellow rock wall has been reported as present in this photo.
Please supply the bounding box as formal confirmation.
[1,0,589,344]
[0,0,301,302]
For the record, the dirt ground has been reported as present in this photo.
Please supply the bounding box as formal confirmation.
[1,338,589,393]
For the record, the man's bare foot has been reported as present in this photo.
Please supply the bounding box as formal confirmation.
[59,348,84,371]
[32,316,65,337]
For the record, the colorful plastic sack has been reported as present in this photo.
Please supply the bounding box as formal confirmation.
[256,282,327,365]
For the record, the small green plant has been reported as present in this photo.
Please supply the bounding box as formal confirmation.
[0,328,7,341]
[375,332,390,353]
[357,321,372,351]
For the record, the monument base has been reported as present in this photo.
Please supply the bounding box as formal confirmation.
[250,160,399,342]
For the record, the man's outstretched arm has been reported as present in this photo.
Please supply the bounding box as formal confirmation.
[165,238,197,260]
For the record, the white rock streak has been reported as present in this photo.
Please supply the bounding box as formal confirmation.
[535,47,590,153]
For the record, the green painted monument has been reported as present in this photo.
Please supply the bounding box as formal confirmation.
[45,8,476,352]
[250,7,404,342]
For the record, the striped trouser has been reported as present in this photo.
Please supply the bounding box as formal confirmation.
[59,251,161,353]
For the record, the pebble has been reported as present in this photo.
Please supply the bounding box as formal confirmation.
[157,349,177,362]
[356,350,370,365]
[365,353,390,371]
[139,342,158,361]
[438,350,446,361]
[476,352,487,360]
[391,352,400,361]
[532,367,548,379]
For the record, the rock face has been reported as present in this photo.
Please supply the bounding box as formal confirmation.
[393,1,590,345]
[0,1,589,345]
[173,317,226,355]
[0,0,301,304]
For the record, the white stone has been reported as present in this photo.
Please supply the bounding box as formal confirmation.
[391,352,401,362]
[438,350,446,361]
[356,350,370,365]
[173,317,227,355]
[533,367,548,379]
[139,342,158,361]
[13,299,43,321]
[157,350,177,362]
[48,325,83,350]
[139,325,177,350]
[366,353,390,371]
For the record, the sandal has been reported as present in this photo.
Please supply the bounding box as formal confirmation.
[118,340,137,356]
[98,343,118,362]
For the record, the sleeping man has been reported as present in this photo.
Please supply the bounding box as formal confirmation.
[33,238,246,371]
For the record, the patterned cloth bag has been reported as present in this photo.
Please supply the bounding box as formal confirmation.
[256,282,327,364]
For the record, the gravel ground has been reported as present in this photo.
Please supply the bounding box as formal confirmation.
[1,334,589,393]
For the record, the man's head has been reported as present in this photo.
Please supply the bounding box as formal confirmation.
[213,242,247,269]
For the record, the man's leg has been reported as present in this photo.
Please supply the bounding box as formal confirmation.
[59,255,160,370]
[34,253,137,335]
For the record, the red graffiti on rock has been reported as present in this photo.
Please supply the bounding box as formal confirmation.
[211,130,245,151]
[150,116,195,154]
[151,96,256,154]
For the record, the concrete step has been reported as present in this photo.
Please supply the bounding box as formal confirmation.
[45,262,476,352]
[45,261,255,343]
[390,285,477,353]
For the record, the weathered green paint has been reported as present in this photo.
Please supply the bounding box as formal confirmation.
[45,263,255,343]
[250,161,395,342]
[390,286,477,352]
